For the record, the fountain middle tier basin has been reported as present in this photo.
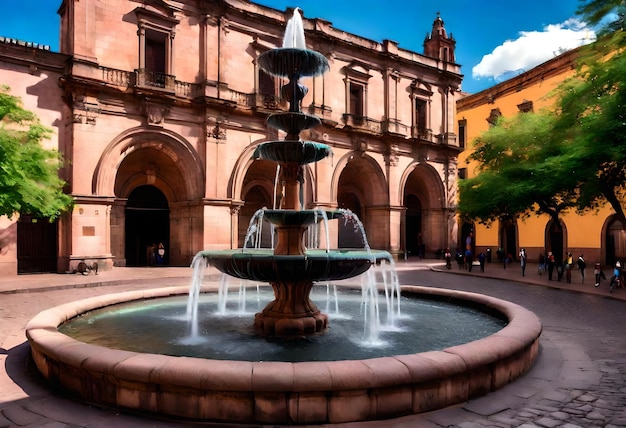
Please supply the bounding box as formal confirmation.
[262,209,343,227]
[198,248,390,283]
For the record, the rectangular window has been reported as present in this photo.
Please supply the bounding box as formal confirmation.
[458,119,466,149]
[145,30,166,74]
[415,99,427,137]
[458,168,467,180]
[349,82,364,117]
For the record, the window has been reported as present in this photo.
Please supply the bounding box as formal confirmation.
[134,8,178,89]
[415,99,427,137]
[487,108,502,126]
[458,168,467,180]
[342,62,371,125]
[517,100,533,113]
[458,119,466,149]
[410,80,432,139]
[349,82,364,118]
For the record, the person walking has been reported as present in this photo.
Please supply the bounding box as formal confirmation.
[478,252,486,272]
[593,262,605,287]
[519,248,527,277]
[547,252,555,280]
[577,254,586,283]
[565,252,573,283]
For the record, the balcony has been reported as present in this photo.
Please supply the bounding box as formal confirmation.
[135,68,175,92]
[342,114,382,134]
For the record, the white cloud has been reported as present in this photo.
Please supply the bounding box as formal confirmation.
[472,18,595,82]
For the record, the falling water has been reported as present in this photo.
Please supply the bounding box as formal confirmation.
[186,254,206,338]
[283,8,306,49]
[338,208,371,252]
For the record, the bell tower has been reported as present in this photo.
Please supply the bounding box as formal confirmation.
[423,12,456,63]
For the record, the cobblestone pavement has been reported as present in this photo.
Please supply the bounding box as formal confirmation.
[0,260,625,427]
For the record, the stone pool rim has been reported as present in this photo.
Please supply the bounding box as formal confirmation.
[26,285,542,425]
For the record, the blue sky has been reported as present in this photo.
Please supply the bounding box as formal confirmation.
[0,0,595,93]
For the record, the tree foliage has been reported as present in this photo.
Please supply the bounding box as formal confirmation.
[458,111,576,225]
[0,86,72,220]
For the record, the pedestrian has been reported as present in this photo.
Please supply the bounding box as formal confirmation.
[478,252,486,272]
[146,243,156,266]
[609,261,622,291]
[455,249,464,269]
[576,254,586,283]
[538,252,545,276]
[519,248,527,277]
[156,242,166,265]
[565,252,573,283]
[444,248,452,270]
[547,251,555,280]
[594,262,605,287]
[465,248,473,272]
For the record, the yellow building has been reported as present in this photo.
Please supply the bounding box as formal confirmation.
[456,47,621,267]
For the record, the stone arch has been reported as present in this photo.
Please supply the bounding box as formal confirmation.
[93,127,204,200]
[601,214,624,266]
[92,127,204,266]
[544,218,566,267]
[332,152,388,249]
[400,162,446,257]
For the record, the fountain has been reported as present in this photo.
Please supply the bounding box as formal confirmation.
[25,8,542,426]
[197,7,391,338]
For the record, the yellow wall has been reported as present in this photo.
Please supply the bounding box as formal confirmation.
[456,48,616,264]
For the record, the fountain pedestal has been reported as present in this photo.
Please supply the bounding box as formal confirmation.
[254,278,327,336]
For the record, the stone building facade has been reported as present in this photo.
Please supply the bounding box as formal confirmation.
[0,0,462,275]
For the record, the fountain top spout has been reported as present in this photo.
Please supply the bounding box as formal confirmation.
[283,8,306,49]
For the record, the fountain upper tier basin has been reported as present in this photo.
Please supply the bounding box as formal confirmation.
[257,48,329,77]
[253,140,331,165]
[198,249,391,283]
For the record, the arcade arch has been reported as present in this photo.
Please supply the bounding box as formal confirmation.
[93,128,205,266]
[401,163,447,258]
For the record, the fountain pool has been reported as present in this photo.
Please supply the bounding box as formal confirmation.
[57,286,507,361]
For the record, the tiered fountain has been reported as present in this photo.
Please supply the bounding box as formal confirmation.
[25,8,542,426]
[197,8,390,337]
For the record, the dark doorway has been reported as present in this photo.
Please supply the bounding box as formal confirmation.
[125,186,169,266]
[405,194,422,257]
[500,218,518,262]
[547,220,563,265]
[17,215,58,273]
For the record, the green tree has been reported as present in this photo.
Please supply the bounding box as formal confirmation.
[0,86,72,220]
[556,37,626,226]
[458,111,577,225]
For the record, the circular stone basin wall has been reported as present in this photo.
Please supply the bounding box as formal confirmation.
[25,285,542,425]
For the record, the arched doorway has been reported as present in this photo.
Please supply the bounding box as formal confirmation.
[545,219,564,265]
[125,185,170,266]
[500,217,518,262]
[405,194,422,257]
[606,216,625,266]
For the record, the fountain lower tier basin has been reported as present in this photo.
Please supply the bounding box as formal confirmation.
[26,285,542,425]
[198,249,391,283]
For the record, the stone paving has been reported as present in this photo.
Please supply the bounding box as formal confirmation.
[0,260,625,427]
